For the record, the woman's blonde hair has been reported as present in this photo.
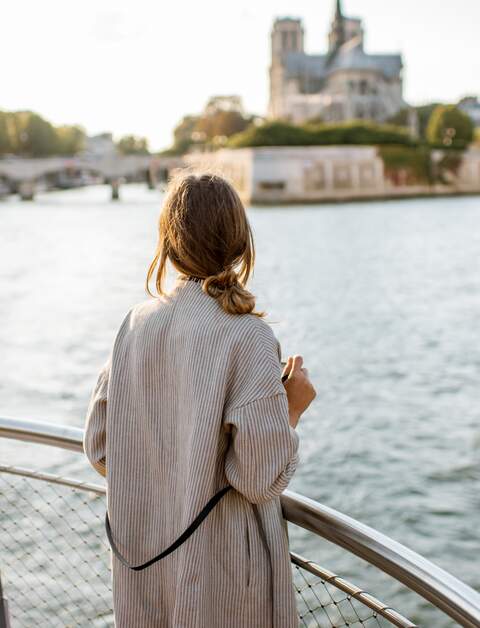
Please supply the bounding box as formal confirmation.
[146,172,264,317]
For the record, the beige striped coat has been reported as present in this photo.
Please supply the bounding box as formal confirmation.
[84,276,300,628]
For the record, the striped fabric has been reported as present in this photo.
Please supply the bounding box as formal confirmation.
[84,276,300,628]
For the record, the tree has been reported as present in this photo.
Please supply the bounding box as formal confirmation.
[196,110,250,141]
[171,115,201,154]
[426,105,474,149]
[56,125,86,155]
[475,128,480,147]
[167,96,254,154]
[0,112,13,155]
[117,135,150,155]
[13,112,59,157]
[0,110,87,156]
[388,104,440,140]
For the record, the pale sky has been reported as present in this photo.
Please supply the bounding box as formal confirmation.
[2,0,479,151]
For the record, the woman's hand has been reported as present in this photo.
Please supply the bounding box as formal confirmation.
[282,355,316,429]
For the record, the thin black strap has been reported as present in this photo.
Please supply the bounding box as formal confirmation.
[105,485,232,571]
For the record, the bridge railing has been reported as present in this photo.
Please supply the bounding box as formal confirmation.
[1,416,480,628]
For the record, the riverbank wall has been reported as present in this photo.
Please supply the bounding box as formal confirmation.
[185,146,480,204]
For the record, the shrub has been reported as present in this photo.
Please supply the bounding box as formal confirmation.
[426,105,474,149]
[474,128,480,147]
[228,120,415,148]
[378,145,433,185]
[228,121,312,147]
[378,145,465,186]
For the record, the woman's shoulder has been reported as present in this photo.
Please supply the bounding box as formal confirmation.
[225,313,282,364]
[224,314,285,411]
[226,311,276,343]
[111,298,167,339]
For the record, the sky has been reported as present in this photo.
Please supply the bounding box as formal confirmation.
[2,0,479,151]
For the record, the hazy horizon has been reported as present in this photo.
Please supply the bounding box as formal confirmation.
[3,0,479,150]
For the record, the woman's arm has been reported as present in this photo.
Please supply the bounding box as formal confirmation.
[224,391,299,504]
[83,358,110,477]
[222,322,301,504]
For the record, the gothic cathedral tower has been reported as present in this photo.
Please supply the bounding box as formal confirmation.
[268,18,304,119]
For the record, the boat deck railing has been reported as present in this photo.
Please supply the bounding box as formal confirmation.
[1,416,480,628]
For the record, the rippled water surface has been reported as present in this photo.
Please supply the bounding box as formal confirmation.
[1,184,479,625]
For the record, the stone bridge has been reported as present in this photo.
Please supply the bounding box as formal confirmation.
[0,155,185,200]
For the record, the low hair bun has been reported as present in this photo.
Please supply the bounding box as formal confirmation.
[146,172,265,317]
[203,268,238,292]
[203,268,260,316]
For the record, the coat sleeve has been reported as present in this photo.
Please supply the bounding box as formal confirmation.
[83,358,110,477]
[223,321,299,504]
[224,393,299,504]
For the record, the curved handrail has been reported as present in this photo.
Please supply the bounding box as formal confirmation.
[290,551,416,628]
[2,415,480,627]
[282,492,480,628]
[0,416,83,453]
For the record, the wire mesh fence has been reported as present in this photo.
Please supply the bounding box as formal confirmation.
[0,467,113,627]
[292,555,413,628]
[0,467,414,627]
[294,563,385,628]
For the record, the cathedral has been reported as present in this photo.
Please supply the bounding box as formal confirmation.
[269,0,406,124]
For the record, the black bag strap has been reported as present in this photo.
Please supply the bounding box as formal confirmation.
[105,485,232,571]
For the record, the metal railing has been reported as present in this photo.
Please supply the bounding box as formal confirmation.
[1,416,480,627]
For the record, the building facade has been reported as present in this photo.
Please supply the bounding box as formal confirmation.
[269,0,406,124]
[186,146,480,204]
[458,96,480,127]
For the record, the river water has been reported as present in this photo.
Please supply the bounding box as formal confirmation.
[1,184,479,626]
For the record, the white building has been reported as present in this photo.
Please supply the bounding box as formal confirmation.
[186,146,480,204]
[269,1,406,124]
[458,97,480,127]
[83,133,117,159]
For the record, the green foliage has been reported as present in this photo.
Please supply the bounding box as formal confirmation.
[56,125,85,155]
[378,145,433,184]
[228,120,415,148]
[196,110,250,141]
[378,145,465,186]
[0,112,14,154]
[475,128,480,146]
[170,115,201,155]
[426,105,474,149]
[117,135,150,155]
[228,121,310,147]
[387,104,440,139]
[169,101,253,155]
[0,110,86,157]
[11,112,58,157]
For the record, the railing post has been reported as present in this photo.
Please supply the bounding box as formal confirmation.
[110,178,120,201]
[0,571,11,628]
[18,180,35,201]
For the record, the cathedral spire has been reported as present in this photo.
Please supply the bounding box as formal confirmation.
[335,0,343,19]
[329,0,346,53]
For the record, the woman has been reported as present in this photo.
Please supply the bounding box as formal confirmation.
[84,173,316,628]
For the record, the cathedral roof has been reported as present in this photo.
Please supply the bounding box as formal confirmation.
[283,39,402,82]
[330,39,402,77]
